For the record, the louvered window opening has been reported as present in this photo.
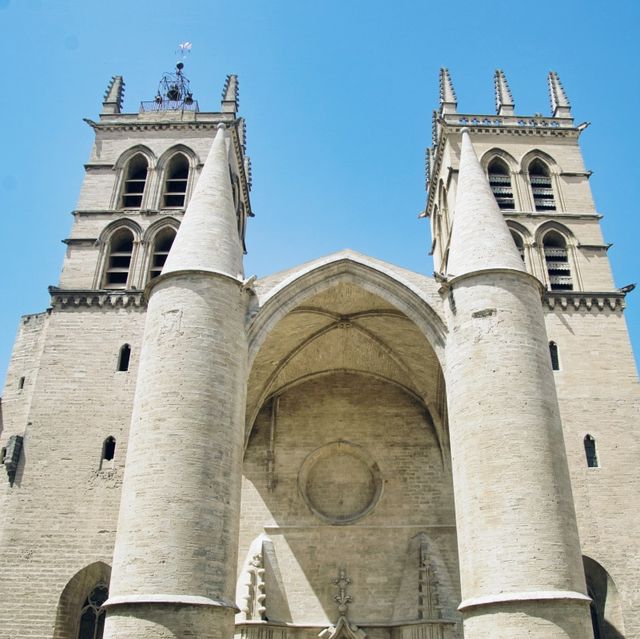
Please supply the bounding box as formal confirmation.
[150,230,176,280]
[488,173,515,210]
[544,246,572,291]
[530,175,556,211]
[105,232,133,288]
[121,156,148,209]
[163,156,189,208]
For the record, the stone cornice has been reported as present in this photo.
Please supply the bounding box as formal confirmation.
[84,114,236,133]
[49,287,146,309]
[62,238,97,246]
[543,291,626,311]
[72,208,184,218]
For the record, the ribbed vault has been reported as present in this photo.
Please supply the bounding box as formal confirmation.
[246,267,448,454]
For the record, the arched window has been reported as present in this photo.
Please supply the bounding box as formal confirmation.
[103,229,134,289]
[149,227,177,280]
[510,230,525,262]
[162,154,189,208]
[487,158,514,210]
[549,341,559,370]
[120,154,148,209]
[584,435,599,468]
[543,231,573,290]
[101,437,116,463]
[77,584,108,639]
[529,159,556,211]
[117,344,131,371]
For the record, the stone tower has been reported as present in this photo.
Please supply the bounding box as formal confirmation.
[0,65,638,639]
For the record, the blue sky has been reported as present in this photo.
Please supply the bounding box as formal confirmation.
[0,0,638,385]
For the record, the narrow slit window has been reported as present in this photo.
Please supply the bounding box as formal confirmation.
[117,344,131,372]
[529,159,556,211]
[584,435,598,468]
[549,341,560,370]
[18,376,25,390]
[488,158,515,210]
[543,231,573,291]
[149,228,177,280]
[120,154,148,209]
[102,437,116,462]
[77,584,108,639]
[162,154,189,208]
[104,229,134,289]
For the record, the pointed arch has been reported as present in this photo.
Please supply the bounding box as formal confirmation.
[479,147,518,172]
[97,221,141,290]
[53,561,111,639]
[143,218,180,283]
[487,156,515,210]
[583,556,626,638]
[248,252,447,367]
[156,145,199,210]
[113,144,156,171]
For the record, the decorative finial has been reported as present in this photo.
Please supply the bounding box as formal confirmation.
[101,76,125,115]
[221,74,239,114]
[332,567,352,616]
[548,71,571,118]
[494,69,515,116]
[439,68,457,114]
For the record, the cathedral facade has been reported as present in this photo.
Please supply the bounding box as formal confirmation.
[0,66,638,639]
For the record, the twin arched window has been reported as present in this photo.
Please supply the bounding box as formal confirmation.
[118,152,191,211]
[485,154,557,212]
[102,224,177,289]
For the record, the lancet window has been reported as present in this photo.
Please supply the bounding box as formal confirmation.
[77,584,108,639]
[120,154,148,209]
[487,158,515,209]
[103,229,134,289]
[529,159,556,211]
[543,231,573,290]
[162,154,189,208]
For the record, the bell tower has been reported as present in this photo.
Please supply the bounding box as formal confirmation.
[425,68,640,638]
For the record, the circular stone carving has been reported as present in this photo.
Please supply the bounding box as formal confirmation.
[298,441,382,524]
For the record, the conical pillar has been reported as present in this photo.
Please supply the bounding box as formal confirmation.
[444,130,592,637]
[103,124,248,639]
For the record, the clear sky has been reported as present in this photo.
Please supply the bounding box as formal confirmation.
[0,0,638,386]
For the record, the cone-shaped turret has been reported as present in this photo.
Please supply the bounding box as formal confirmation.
[221,74,239,114]
[162,123,244,280]
[548,71,572,118]
[446,130,525,278]
[493,69,514,116]
[439,68,457,114]
[101,75,124,115]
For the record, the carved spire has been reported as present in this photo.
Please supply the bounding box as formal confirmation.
[439,68,457,114]
[162,123,244,280]
[548,71,572,118]
[101,75,124,115]
[221,74,239,114]
[446,130,525,278]
[494,69,514,116]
